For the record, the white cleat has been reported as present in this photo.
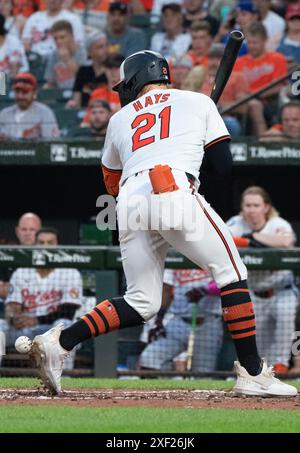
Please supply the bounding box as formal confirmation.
[30,323,69,395]
[233,359,298,397]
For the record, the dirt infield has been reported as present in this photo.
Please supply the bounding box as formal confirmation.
[0,388,299,410]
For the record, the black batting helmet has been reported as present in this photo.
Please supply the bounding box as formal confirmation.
[113,50,171,107]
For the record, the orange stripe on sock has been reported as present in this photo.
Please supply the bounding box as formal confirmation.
[96,300,120,331]
[231,330,256,340]
[82,315,96,336]
[228,319,256,332]
[223,302,254,322]
[221,288,250,296]
[89,309,106,334]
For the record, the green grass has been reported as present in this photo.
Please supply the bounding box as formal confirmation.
[1,377,299,433]
[0,406,300,433]
[1,377,300,391]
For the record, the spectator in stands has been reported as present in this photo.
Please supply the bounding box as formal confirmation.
[234,22,287,101]
[186,20,213,67]
[185,43,266,136]
[227,186,298,375]
[198,43,250,136]
[0,13,28,78]
[216,1,257,57]
[44,20,87,89]
[277,4,300,64]
[169,54,193,89]
[151,0,179,19]
[70,0,110,35]
[15,212,42,246]
[139,268,223,373]
[0,72,60,139]
[151,3,191,61]
[106,2,147,58]
[1,227,82,369]
[183,0,220,36]
[0,212,42,301]
[22,0,85,59]
[254,0,285,51]
[260,101,300,142]
[81,54,122,123]
[67,31,108,108]
[0,0,24,38]
[76,99,111,138]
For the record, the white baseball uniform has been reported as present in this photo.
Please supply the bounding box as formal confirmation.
[139,268,223,371]
[227,214,299,366]
[102,88,247,321]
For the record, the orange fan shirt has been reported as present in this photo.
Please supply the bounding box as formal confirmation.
[234,52,287,93]
[71,0,110,12]
[82,86,120,125]
[186,50,208,68]
[199,71,249,106]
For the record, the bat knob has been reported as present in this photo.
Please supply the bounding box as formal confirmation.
[230,30,245,41]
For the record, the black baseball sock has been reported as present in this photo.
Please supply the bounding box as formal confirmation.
[60,297,144,351]
[221,280,262,376]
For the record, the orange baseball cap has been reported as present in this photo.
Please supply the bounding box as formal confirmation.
[13,72,37,91]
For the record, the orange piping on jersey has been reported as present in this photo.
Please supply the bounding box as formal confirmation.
[101,164,122,196]
[203,207,241,281]
[204,135,231,151]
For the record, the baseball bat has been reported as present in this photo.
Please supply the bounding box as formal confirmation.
[186,303,198,372]
[210,30,245,104]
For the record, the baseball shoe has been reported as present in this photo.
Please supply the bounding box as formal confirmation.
[233,359,298,397]
[30,323,69,395]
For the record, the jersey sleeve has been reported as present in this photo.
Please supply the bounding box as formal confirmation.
[60,270,83,307]
[204,96,231,150]
[101,118,122,170]
[5,270,23,305]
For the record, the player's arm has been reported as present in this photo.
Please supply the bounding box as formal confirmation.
[101,119,123,196]
[251,230,296,248]
[203,97,232,176]
[204,139,232,176]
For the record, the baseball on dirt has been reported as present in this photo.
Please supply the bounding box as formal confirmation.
[15,336,32,354]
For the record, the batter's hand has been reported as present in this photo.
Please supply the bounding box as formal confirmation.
[148,317,166,343]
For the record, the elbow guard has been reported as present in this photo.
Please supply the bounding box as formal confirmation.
[101,164,122,196]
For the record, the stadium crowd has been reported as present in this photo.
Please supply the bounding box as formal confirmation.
[0,0,299,138]
[0,0,300,377]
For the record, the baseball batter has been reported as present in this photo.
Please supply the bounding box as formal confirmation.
[139,268,223,372]
[30,50,297,397]
[228,185,299,374]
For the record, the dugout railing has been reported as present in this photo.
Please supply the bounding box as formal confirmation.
[0,246,299,379]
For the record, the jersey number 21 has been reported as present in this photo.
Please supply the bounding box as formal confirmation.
[131,106,171,152]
